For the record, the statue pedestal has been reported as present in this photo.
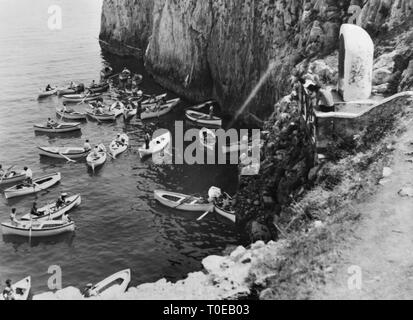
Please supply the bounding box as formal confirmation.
[338,24,374,102]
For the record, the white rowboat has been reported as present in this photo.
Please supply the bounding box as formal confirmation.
[4,172,61,199]
[86,144,107,170]
[56,108,87,120]
[38,88,57,99]
[20,194,81,222]
[38,146,89,160]
[83,269,131,300]
[185,110,222,127]
[109,101,125,118]
[154,190,213,212]
[138,132,171,158]
[1,218,75,237]
[34,122,81,133]
[0,173,26,186]
[109,134,129,158]
[141,98,180,120]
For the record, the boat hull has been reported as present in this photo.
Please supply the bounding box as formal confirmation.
[4,172,61,199]
[56,109,87,120]
[154,190,212,212]
[62,94,102,103]
[214,206,236,223]
[109,134,129,158]
[84,269,131,299]
[185,110,222,127]
[38,88,57,99]
[0,174,26,186]
[141,98,180,120]
[1,221,75,237]
[38,147,88,160]
[138,132,171,158]
[34,123,81,133]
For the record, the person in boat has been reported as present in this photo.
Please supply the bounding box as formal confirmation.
[31,202,41,217]
[209,104,214,119]
[10,208,17,224]
[96,104,104,115]
[84,139,92,152]
[115,133,125,146]
[90,80,96,88]
[56,193,68,209]
[144,132,151,150]
[22,166,33,185]
[45,84,52,92]
[83,283,97,298]
[62,103,74,114]
[46,117,58,128]
[2,279,15,300]
[310,84,335,113]
[92,145,102,159]
[136,101,142,119]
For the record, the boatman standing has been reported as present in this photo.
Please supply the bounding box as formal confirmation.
[209,104,214,119]
[84,140,92,152]
[144,132,151,150]
[10,208,17,224]
[22,166,33,185]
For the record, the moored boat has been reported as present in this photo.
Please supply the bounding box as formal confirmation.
[86,110,116,121]
[4,172,61,199]
[154,190,213,212]
[1,218,75,237]
[208,187,236,223]
[56,107,87,120]
[138,132,171,158]
[140,98,180,120]
[141,93,167,106]
[109,134,129,158]
[123,107,137,120]
[0,277,31,300]
[62,93,102,103]
[87,82,109,94]
[38,146,89,160]
[34,122,81,134]
[38,87,57,99]
[20,194,81,221]
[185,109,222,127]
[86,144,107,170]
[0,172,26,186]
[83,269,131,299]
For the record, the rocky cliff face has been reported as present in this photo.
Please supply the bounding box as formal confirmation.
[100,0,412,114]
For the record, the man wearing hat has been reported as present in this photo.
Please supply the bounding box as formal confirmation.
[304,80,335,113]
[56,193,68,209]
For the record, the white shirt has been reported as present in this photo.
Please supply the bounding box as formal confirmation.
[84,142,91,151]
[24,168,33,179]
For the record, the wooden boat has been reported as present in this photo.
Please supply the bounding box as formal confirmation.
[57,83,83,96]
[214,203,236,223]
[141,98,180,120]
[20,194,81,222]
[109,101,125,118]
[86,144,107,170]
[56,108,87,120]
[123,107,137,120]
[62,93,102,103]
[1,218,75,237]
[4,172,61,199]
[109,134,129,158]
[208,187,236,223]
[87,82,109,94]
[154,190,212,212]
[83,269,131,299]
[34,122,81,133]
[86,110,116,122]
[0,172,26,186]
[185,109,222,127]
[138,132,171,158]
[0,277,31,300]
[141,93,167,105]
[199,128,216,151]
[38,87,57,99]
[38,146,89,160]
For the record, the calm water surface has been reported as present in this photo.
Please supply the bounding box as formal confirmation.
[0,0,241,293]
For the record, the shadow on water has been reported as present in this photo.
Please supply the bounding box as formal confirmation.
[2,232,75,249]
[34,130,83,140]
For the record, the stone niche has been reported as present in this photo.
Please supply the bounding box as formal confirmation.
[338,24,374,102]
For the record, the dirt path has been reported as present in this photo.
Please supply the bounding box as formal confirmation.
[313,123,413,300]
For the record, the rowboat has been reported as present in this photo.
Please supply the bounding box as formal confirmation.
[214,204,236,223]
[38,87,57,99]
[123,107,137,120]
[185,110,222,127]
[154,190,213,212]
[87,82,109,94]
[4,172,61,199]
[199,128,216,151]
[109,134,129,158]
[208,187,236,223]
[83,269,131,300]
[141,98,180,120]
[0,172,26,186]
[38,146,89,160]
[34,122,81,133]
[141,93,167,105]
[56,108,87,120]
[20,194,81,222]
[62,93,102,103]
[57,83,83,96]
[138,132,171,158]
[86,144,107,170]
[109,101,125,117]
[1,218,75,237]
[86,110,116,121]
[0,277,31,300]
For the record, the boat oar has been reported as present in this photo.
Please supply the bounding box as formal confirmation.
[76,92,91,106]
[197,209,212,221]
[59,152,76,163]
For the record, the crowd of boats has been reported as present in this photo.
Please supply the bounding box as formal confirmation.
[1,66,258,299]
